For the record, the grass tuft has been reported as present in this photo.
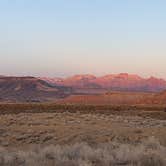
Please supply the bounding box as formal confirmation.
[0,138,165,166]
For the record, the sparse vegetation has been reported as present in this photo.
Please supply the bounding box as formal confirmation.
[0,103,166,120]
[0,103,166,165]
[0,138,165,166]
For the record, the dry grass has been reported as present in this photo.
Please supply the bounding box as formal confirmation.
[0,103,165,113]
[0,103,166,120]
[0,137,165,166]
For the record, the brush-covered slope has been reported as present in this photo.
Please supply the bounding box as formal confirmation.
[58,91,155,105]
[148,90,166,104]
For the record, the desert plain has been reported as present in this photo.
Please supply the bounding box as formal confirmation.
[0,102,166,165]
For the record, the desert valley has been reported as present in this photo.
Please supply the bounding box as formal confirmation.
[0,74,166,165]
[2,1,166,165]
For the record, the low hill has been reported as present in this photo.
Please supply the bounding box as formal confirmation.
[0,76,71,102]
[58,90,166,105]
[58,91,155,105]
[145,90,166,104]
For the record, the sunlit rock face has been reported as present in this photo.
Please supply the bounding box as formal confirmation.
[41,73,166,92]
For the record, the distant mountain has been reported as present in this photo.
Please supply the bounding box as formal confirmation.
[40,73,166,92]
[0,76,71,102]
[1,74,166,103]
[40,75,98,88]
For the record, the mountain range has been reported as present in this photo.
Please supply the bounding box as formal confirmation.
[0,73,166,103]
[40,73,166,93]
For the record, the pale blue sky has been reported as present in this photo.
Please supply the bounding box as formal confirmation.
[0,0,166,78]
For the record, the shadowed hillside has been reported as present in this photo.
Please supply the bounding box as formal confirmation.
[0,76,71,102]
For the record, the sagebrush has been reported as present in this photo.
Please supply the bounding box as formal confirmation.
[0,137,165,166]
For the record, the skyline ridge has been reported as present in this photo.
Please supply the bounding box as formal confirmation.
[1,73,166,80]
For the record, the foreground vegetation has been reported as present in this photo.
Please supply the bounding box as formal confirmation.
[0,103,166,120]
[0,137,165,166]
[0,103,166,165]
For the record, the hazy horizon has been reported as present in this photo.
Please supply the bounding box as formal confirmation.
[0,1,166,78]
[1,72,166,80]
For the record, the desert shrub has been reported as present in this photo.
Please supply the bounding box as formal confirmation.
[0,138,165,166]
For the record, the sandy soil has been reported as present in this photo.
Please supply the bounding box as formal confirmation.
[0,111,166,149]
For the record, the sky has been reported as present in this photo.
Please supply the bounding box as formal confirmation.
[0,0,166,78]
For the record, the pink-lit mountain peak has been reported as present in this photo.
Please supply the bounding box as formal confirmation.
[66,74,96,81]
[102,73,142,80]
[147,76,164,81]
[40,73,166,92]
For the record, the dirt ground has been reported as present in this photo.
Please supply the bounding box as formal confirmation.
[0,110,166,150]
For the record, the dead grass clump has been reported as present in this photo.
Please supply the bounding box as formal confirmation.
[0,137,165,166]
